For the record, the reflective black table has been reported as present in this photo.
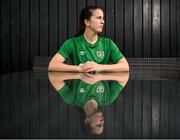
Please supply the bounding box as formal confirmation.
[0,65,180,138]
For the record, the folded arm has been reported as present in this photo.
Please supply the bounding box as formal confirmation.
[48,53,80,72]
[100,58,129,72]
[48,53,129,73]
[79,58,129,72]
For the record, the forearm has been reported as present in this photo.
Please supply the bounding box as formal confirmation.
[98,72,129,80]
[48,61,79,72]
[99,59,129,72]
[48,72,81,82]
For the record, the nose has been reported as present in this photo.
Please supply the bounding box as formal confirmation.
[100,120,104,126]
[97,112,103,116]
[100,117,104,122]
[101,19,104,24]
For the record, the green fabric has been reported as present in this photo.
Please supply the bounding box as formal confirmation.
[58,80,124,108]
[58,35,124,65]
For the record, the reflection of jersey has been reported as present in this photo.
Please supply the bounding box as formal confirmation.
[58,80,124,108]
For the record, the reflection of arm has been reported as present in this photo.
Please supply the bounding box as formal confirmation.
[48,72,129,90]
[48,72,80,90]
[94,72,129,86]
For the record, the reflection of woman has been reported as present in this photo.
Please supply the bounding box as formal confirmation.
[48,6,129,72]
[48,72,129,135]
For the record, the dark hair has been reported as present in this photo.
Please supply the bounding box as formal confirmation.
[76,6,102,36]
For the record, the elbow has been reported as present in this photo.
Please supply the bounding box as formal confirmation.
[48,53,65,72]
[48,63,52,71]
[48,59,64,72]
[125,61,130,71]
[48,61,54,71]
[120,63,129,72]
[120,58,129,72]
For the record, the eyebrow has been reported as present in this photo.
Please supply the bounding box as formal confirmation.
[93,16,104,19]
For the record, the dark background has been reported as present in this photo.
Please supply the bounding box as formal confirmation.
[1,0,180,74]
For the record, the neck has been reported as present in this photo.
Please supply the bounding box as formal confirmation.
[84,99,98,117]
[83,29,98,44]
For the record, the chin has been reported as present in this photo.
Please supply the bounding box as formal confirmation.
[96,30,103,33]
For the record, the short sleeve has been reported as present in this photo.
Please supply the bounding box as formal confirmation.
[58,84,69,95]
[109,81,124,104]
[58,83,74,105]
[57,39,73,60]
[109,39,124,63]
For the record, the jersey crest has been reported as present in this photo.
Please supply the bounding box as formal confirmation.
[96,51,104,58]
[96,85,104,93]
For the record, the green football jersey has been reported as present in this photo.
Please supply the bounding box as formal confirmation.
[58,80,124,108]
[58,35,124,65]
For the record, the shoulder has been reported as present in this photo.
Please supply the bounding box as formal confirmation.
[99,37,116,44]
[62,37,76,45]
[99,37,117,49]
[63,36,83,45]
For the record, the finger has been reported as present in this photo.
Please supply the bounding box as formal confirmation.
[82,73,94,78]
[82,61,90,66]
[85,68,96,73]
[80,65,93,72]
[80,63,89,69]
[80,77,94,84]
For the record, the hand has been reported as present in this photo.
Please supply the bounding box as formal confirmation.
[79,61,102,73]
[80,73,102,85]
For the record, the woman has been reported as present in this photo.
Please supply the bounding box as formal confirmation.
[48,6,129,72]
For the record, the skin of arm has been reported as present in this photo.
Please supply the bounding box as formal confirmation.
[100,58,129,72]
[80,72,129,86]
[48,72,81,90]
[48,72,129,91]
[48,53,129,73]
[48,53,80,72]
[79,58,129,72]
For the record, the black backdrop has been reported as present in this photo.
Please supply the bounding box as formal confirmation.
[1,0,180,73]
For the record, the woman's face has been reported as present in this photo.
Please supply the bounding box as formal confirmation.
[85,9,105,33]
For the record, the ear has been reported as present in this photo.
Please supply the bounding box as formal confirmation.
[84,19,90,26]
[84,118,90,124]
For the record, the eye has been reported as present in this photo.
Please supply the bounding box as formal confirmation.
[96,16,104,20]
